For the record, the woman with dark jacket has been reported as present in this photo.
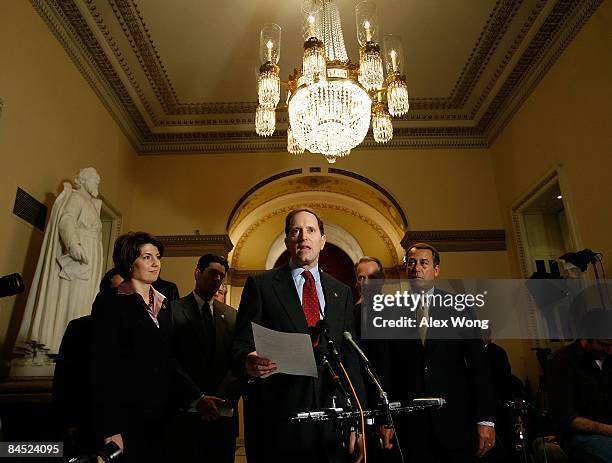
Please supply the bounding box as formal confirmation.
[90,231,173,462]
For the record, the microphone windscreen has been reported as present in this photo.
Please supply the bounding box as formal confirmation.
[343,331,353,341]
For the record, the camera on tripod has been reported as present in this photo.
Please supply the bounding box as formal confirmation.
[68,442,122,463]
[0,273,24,298]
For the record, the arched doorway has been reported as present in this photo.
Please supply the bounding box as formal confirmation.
[225,169,407,307]
[273,243,358,301]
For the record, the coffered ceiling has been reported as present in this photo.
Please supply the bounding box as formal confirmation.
[32,0,601,154]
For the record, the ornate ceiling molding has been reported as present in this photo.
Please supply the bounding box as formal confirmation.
[31,0,601,153]
[478,0,602,140]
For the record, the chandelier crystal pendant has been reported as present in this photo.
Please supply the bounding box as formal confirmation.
[255,106,275,137]
[372,101,393,144]
[287,126,305,155]
[255,0,410,162]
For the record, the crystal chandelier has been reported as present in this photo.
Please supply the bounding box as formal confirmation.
[255,0,410,163]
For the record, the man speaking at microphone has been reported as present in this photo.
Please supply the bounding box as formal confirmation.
[232,208,366,463]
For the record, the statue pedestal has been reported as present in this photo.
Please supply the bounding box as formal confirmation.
[8,364,55,377]
[0,375,54,442]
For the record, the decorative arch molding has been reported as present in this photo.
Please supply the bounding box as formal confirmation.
[226,169,407,237]
[229,192,403,272]
[265,223,365,270]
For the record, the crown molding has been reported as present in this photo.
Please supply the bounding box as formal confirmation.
[401,229,507,252]
[228,269,263,287]
[31,0,601,153]
[156,234,233,258]
[481,0,602,141]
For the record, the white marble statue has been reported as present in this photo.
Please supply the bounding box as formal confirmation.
[18,167,104,353]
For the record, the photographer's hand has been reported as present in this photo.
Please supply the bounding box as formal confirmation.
[103,434,124,451]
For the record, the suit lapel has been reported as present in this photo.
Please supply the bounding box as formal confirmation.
[182,293,209,351]
[213,300,229,359]
[158,300,172,342]
[272,265,309,332]
[321,272,344,340]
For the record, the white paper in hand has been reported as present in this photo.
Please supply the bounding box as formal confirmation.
[252,322,318,378]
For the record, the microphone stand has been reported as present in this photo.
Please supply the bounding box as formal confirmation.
[343,331,392,426]
[314,320,361,461]
[320,352,351,403]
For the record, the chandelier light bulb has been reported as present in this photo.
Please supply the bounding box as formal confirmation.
[325,155,338,164]
[260,23,281,65]
[383,34,405,75]
[364,20,372,42]
[308,15,316,38]
[302,6,322,41]
[355,1,379,47]
[390,50,397,72]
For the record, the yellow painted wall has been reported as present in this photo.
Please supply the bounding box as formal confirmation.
[131,148,504,236]
[489,1,612,385]
[131,148,509,291]
[0,1,138,352]
[159,256,197,298]
[490,0,612,278]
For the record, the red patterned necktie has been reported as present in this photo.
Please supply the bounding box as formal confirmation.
[302,270,321,328]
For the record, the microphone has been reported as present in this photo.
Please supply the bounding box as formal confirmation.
[412,397,446,407]
[314,320,342,366]
[313,344,351,402]
[343,331,371,365]
[322,355,340,385]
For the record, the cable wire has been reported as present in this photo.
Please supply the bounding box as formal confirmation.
[339,361,367,463]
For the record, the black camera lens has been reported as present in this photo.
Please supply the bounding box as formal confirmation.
[0,273,25,298]
[97,442,122,462]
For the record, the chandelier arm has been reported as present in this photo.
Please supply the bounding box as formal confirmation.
[368,87,388,96]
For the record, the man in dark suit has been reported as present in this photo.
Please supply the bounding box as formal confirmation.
[390,243,496,462]
[353,257,395,455]
[153,275,180,301]
[170,254,242,463]
[232,208,367,463]
[482,328,513,404]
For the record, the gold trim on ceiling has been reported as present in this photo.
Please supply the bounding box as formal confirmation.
[31,0,602,153]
